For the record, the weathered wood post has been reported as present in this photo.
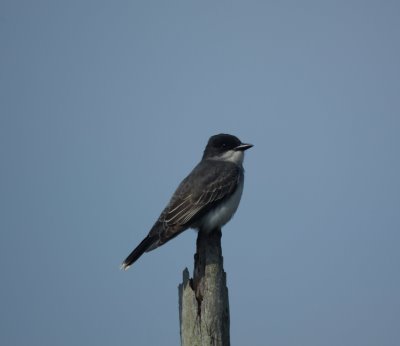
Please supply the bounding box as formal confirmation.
[178,228,230,346]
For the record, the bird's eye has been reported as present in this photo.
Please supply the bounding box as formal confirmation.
[221,143,227,148]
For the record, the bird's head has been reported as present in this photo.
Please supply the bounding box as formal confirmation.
[202,133,253,164]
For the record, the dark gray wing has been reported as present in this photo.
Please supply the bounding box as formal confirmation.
[147,160,242,248]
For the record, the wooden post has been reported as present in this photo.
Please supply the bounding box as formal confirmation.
[178,228,230,346]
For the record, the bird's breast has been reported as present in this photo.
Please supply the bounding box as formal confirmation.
[198,179,244,233]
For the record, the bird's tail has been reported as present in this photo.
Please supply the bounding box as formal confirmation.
[121,235,156,270]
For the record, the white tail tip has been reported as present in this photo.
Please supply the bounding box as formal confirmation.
[120,263,130,271]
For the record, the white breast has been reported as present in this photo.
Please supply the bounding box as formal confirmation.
[198,179,244,233]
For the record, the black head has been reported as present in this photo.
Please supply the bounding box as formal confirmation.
[202,133,253,159]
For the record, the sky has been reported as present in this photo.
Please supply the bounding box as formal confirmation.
[1,1,399,345]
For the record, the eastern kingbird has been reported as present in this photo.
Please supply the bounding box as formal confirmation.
[121,133,253,270]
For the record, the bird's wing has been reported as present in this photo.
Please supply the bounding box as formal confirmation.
[159,160,242,228]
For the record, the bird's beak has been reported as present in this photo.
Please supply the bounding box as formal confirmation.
[234,143,254,151]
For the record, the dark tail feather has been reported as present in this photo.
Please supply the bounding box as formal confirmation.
[121,236,156,270]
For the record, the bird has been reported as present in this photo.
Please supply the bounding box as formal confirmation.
[121,133,253,270]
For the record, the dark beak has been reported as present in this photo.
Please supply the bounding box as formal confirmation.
[234,143,254,151]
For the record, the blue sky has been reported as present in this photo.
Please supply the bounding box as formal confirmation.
[1,1,399,345]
